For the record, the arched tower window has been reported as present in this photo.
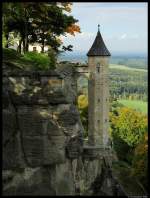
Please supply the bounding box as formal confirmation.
[96,63,100,73]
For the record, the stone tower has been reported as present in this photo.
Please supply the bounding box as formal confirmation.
[87,25,111,147]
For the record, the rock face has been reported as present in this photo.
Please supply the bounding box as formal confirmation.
[2,62,119,196]
[3,63,81,195]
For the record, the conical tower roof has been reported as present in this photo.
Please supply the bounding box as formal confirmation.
[87,26,111,56]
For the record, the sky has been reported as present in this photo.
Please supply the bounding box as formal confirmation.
[61,3,148,56]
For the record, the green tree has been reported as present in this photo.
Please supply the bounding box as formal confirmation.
[109,102,147,164]
[2,2,35,52]
[2,2,81,54]
[131,133,148,190]
[78,95,88,138]
[111,107,147,147]
[2,32,7,48]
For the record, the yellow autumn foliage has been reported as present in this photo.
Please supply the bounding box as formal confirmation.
[131,133,148,189]
[110,107,147,146]
[78,95,88,109]
[66,24,81,36]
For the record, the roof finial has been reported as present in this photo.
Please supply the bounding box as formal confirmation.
[98,24,100,32]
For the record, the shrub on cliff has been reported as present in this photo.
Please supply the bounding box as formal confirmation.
[22,51,55,70]
[3,48,56,70]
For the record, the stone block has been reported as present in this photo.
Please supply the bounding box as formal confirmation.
[3,167,56,195]
[3,108,16,145]
[45,136,66,164]
[43,90,69,104]
[58,105,79,126]
[18,106,53,136]
[9,91,49,105]
[22,135,66,167]
[66,136,83,159]
[3,106,25,169]
[3,132,25,170]
[18,106,64,137]
[2,77,11,108]
[54,161,75,195]
[47,120,63,136]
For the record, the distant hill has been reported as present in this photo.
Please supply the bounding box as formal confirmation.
[109,64,147,72]
[58,52,147,70]
[77,63,147,102]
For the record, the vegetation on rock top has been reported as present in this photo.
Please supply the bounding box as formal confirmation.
[3,48,56,70]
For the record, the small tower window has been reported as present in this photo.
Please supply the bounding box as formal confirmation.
[105,119,107,122]
[97,120,100,123]
[97,63,100,73]
[98,98,100,103]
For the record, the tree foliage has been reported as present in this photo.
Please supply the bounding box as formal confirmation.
[110,107,147,147]
[109,100,148,170]
[78,94,88,109]
[131,133,148,190]
[78,95,88,137]
[110,68,148,101]
[2,2,81,54]
[2,32,7,48]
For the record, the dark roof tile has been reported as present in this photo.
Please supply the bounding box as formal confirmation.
[87,30,111,56]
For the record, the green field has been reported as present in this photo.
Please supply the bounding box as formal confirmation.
[118,99,147,114]
[109,64,147,72]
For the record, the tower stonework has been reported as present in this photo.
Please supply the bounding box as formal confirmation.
[87,26,111,147]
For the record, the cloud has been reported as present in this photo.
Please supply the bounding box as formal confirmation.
[120,34,127,40]
[119,33,139,40]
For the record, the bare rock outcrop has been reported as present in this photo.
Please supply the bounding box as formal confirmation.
[2,62,83,195]
[3,61,122,196]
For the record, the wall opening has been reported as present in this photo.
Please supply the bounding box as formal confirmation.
[97,63,100,73]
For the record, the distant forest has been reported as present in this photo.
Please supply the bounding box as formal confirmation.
[59,54,148,70]
[78,67,147,102]
[110,56,147,69]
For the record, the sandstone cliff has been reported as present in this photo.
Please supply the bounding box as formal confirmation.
[2,53,126,196]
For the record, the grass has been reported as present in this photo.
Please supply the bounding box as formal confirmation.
[109,64,147,72]
[118,99,147,114]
